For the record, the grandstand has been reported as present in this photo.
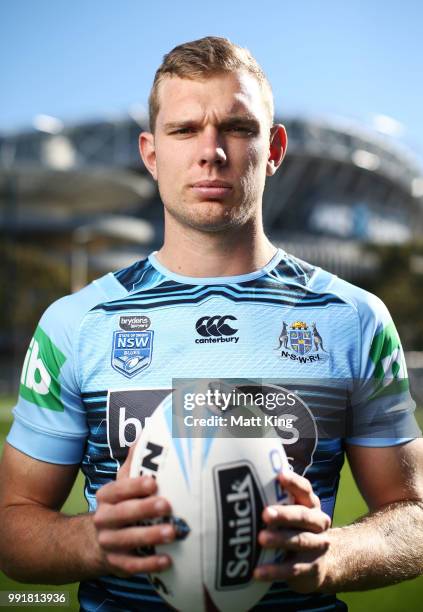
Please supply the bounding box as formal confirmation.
[1,112,422,283]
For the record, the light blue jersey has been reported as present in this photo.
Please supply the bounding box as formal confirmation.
[7,249,419,611]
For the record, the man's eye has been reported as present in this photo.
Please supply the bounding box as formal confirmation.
[173,127,196,135]
[227,126,254,135]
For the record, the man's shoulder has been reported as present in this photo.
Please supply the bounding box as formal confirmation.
[40,271,128,334]
[40,255,163,331]
[306,262,390,325]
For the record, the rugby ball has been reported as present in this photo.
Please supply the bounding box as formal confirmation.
[129,395,292,611]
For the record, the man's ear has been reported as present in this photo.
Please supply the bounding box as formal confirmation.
[139,132,157,181]
[266,124,288,176]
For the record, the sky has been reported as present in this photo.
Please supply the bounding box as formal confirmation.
[1,0,422,161]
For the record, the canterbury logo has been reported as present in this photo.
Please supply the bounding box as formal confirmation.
[196,315,238,337]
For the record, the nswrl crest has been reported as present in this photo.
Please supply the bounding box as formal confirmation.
[111,330,154,378]
[277,321,326,357]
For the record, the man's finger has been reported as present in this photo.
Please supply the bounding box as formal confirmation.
[117,444,137,480]
[254,550,323,583]
[96,475,157,505]
[107,552,171,577]
[259,528,330,552]
[98,523,176,552]
[255,560,308,582]
[94,496,172,529]
[277,470,321,509]
[263,505,331,533]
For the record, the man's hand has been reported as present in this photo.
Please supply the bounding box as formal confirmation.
[93,446,176,577]
[254,470,331,593]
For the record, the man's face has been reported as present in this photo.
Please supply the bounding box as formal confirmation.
[141,70,284,232]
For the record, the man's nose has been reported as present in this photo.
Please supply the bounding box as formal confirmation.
[198,128,227,167]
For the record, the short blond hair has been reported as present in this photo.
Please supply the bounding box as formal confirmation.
[148,36,274,132]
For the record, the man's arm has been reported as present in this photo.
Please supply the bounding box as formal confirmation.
[255,439,423,593]
[0,443,175,584]
[322,439,423,591]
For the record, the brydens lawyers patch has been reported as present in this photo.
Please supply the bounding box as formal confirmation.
[119,315,151,331]
[111,330,154,378]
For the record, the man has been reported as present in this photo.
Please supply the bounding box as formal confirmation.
[0,36,422,612]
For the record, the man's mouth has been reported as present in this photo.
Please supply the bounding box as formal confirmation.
[191,180,233,199]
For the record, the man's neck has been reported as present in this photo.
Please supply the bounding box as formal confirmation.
[155,218,277,278]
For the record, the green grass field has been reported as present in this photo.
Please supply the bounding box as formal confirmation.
[0,397,422,611]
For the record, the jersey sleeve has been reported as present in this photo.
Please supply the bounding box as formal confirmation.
[347,293,421,446]
[7,273,128,464]
[6,293,89,464]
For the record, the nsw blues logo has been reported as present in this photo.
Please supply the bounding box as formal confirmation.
[276,321,327,364]
[111,330,154,378]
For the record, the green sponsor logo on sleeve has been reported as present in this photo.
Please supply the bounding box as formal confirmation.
[19,325,67,411]
[369,321,409,396]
